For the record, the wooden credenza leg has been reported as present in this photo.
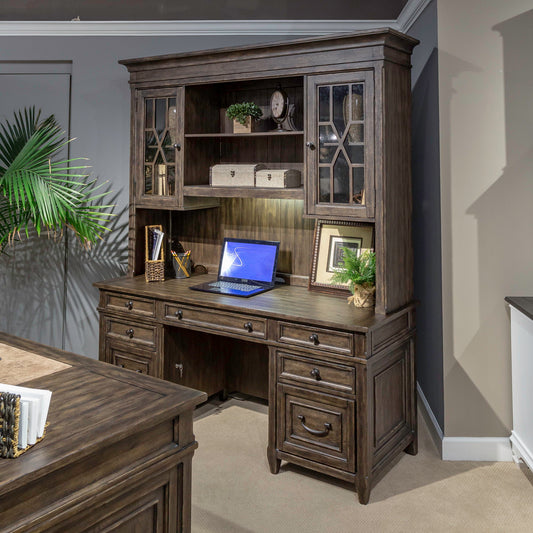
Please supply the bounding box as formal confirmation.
[267,447,281,474]
[405,430,418,455]
[357,476,371,505]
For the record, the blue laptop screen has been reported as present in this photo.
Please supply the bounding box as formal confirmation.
[219,240,278,283]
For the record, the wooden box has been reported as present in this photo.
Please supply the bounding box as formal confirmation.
[210,163,265,187]
[256,169,301,188]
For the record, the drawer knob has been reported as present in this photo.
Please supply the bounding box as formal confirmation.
[309,333,320,345]
[310,368,321,381]
[175,309,183,319]
[306,141,316,150]
[126,328,134,338]
[244,321,253,333]
[297,415,332,437]
[125,300,133,310]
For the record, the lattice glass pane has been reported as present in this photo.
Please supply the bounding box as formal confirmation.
[320,146,338,164]
[164,147,175,164]
[346,124,364,144]
[319,86,330,122]
[333,151,349,203]
[332,85,349,139]
[318,166,330,203]
[155,98,167,138]
[167,166,176,196]
[319,125,338,144]
[145,99,154,129]
[352,167,365,205]
[145,145,157,163]
[344,139,364,165]
[144,165,153,194]
[168,99,177,144]
[351,84,364,121]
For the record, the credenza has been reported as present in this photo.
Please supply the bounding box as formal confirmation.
[96,28,419,504]
[0,332,206,532]
[95,274,416,504]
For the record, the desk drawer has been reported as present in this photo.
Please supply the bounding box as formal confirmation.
[277,384,355,472]
[276,321,354,356]
[277,351,355,395]
[104,317,157,350]
[163,303,266,340]
[111,350,151,375]
[102,293,156,318]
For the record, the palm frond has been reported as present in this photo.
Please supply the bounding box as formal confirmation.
[0,107,114,252]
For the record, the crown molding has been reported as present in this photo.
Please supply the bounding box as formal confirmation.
[0,0,429,36]
[396,0,433,32]
[0,19,397,37]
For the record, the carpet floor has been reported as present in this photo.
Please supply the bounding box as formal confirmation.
[192,397,533,532]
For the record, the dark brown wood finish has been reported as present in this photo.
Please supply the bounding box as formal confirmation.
[0,332,206,532]
[97,29,419,505]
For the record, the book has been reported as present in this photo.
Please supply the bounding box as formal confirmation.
[0,383,52,456]
[151,228,164,261]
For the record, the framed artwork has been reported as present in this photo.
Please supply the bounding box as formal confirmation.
[309,219,374,294]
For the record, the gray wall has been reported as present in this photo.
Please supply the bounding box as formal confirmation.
[408,0,444,432]
[0,35,295,358]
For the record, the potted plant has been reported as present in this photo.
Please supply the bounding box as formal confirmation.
[226,102,263,133]
[0,107,113,252]
[331,248,376,308]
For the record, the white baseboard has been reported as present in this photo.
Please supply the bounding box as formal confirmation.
[417,382,513,462]
[510,431,533,470]
[442,437,513,462]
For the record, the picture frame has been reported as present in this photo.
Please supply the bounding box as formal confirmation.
[309,219,374,295]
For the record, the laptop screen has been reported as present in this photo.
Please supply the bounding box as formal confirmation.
[219,238,279,284]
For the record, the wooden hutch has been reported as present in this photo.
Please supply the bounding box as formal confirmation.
[95,29,419,505]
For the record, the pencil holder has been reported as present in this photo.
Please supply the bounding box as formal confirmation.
[172,252,191,279]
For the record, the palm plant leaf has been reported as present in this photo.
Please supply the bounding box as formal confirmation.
[0,107,114,252]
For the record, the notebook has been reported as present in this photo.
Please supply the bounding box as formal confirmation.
[190,238,280,297]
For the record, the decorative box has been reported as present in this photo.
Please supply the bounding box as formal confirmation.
[210,163,266,187]
[255,169,301,188]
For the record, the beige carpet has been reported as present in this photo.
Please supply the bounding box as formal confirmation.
[192,398,533,533]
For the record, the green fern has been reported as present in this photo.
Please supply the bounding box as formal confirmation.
[330,248,376,290]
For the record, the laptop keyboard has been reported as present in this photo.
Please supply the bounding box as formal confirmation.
[209,281,262,291]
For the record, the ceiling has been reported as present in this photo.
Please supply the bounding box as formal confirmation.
[0,0,409,21]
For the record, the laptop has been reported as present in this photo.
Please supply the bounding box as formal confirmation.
[190,237,280,297]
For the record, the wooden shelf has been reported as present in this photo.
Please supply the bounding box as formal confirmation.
[183,184,304,200]
[185,131,304,138]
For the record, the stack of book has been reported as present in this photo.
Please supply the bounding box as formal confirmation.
[0,384,52,458]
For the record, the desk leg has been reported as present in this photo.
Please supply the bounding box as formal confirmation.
[267,347,280,474]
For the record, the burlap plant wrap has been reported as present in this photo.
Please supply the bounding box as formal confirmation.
[347,283,376,308]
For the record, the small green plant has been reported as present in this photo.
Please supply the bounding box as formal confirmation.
[331,248,376,291]
[226,102,263,125]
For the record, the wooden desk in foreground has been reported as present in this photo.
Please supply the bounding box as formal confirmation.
[0,332,207,533]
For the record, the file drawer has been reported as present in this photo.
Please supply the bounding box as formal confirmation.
[277,384,355,472]
[277,350,355,395]
[276,321,354,356]
[163,302,267,340]
[104,317,157,350]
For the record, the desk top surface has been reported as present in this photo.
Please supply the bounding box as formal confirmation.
[0,332,206,498]
[505,296,533,321]
[95,274,411,333]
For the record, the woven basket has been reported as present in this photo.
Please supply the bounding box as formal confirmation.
[145,225,165,282]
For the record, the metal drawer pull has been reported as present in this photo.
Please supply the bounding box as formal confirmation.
[309,333,319,345]
[297,415,332,437]
[175,309,183,319]
[244,321,253,333]
[125,328,134,338]
[310,368,321,380]
[125,300,133,310]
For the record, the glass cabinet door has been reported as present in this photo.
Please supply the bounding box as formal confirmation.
[136,88,182,206]
[306,71,374,218]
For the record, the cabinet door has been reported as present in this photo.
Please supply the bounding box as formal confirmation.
[135,87,184,208]
[306,71,374,219]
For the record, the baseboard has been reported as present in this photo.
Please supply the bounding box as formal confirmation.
[442,437,513,462]
[416,382,443,456]
[417,382,513,462]
[510,431,533,470]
